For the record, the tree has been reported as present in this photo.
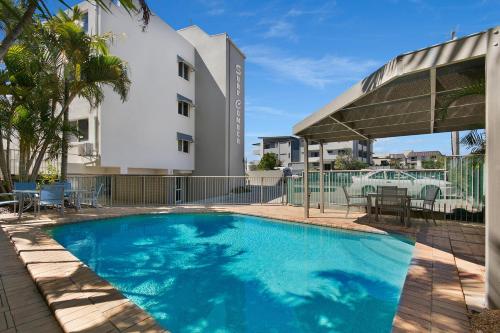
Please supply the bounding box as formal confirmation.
[257,153,280,170]
[440,79,485,155]
[0,6,130,189]
[389,158,402,169]
[421,156,445,169]
[0,0,151,62]
[0,21,64,189]
[334,154,367,170]
[47,7,130,180]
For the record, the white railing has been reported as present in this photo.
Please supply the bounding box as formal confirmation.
[66,157,484,222]
[67,175,286,207]
[287,156,485,223]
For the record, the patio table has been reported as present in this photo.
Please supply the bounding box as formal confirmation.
[12,189,39,219]
[366,192,412,226]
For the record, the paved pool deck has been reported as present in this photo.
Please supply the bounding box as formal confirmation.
[0,206,486,333]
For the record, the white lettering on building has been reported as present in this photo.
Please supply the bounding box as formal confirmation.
[235,64,242,145]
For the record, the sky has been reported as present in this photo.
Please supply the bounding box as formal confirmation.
[47,0,498,160]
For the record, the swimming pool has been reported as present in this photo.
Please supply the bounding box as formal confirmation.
[49,213,414,333]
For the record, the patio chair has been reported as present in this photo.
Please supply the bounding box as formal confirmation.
[14,182,37,191]
[342,186,368,217]
[35,185,65,216]
[91,183,104,208]
[378,187,407,224]
[409,186,439,225]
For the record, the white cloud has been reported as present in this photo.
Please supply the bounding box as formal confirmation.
[243,45,379,88]
[207,8,225,15]
[198,0,225,16]
[262,20,297,41]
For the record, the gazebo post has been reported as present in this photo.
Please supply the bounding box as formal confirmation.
[486,26,500,309]
[319,141,325,213]
[303,137,309,218]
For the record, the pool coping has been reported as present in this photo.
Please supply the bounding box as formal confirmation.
[1,206,484,332]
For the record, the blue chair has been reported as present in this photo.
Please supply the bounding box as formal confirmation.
[35,185,65,216]
[55,181,72,194]
[14,182,37,191]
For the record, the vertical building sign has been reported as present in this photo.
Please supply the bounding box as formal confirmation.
[235,64,242,145]
[229,44,245,175]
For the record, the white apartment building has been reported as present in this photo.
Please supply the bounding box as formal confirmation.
[373,151,444,169]
[253,136,371,170]
[67,2,245,176]
[252,136,301,167]
[302,140,372,170]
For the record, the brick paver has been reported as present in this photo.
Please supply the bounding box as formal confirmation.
[0,206,486,332]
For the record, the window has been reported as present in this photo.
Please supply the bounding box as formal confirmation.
[368,171,385,180]
[386,171,396,180]
[178,101,189,117]
[398,172,416,181]
[177,140,189,153]
[69,118,89,142]
[81,12,89,33]
[264,143,276,149]
[178,62,190,80]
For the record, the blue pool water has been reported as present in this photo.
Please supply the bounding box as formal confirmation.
[48,213,414,333]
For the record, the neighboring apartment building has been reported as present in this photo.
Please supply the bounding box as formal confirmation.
[252,136,301,167]
[67,2,245,176]
[302,140,372,170]
[373,150,444,168]
[253,136,371,170]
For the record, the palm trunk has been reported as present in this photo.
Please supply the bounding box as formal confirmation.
[60,84,70,181]
[0,1,38,61]
[0,128,12,192]
[30,139,51,181]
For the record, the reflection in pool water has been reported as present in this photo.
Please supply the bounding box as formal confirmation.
[49,213,414,333]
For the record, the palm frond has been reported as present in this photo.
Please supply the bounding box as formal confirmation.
[81,54,130,101]
[460,130,485,154]
[438,79,485,120]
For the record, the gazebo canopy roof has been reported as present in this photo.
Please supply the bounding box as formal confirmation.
[293,29,490,142]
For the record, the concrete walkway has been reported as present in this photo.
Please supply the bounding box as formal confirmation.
[0,206,486,332]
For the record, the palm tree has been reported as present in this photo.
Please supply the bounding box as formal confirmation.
[48,7,131,180]
[0,0,150,61]
[440,79,485,155]
[0,7,130,188]
[0,23,63,188]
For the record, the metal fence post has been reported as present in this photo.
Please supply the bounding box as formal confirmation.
[173,176,177,206]
[204,177,207,204]
[260,177,264,205]
[281,177,284,205]
[110,175,114,207]
[142,176,146,206]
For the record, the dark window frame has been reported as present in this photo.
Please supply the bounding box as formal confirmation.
[69,118,89,142]
[81,12,89,33]
[178,62,190,80]
[177,101,190,117]
[177,139,189,153]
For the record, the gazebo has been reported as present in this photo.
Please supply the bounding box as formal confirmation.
[293,27,499,308]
